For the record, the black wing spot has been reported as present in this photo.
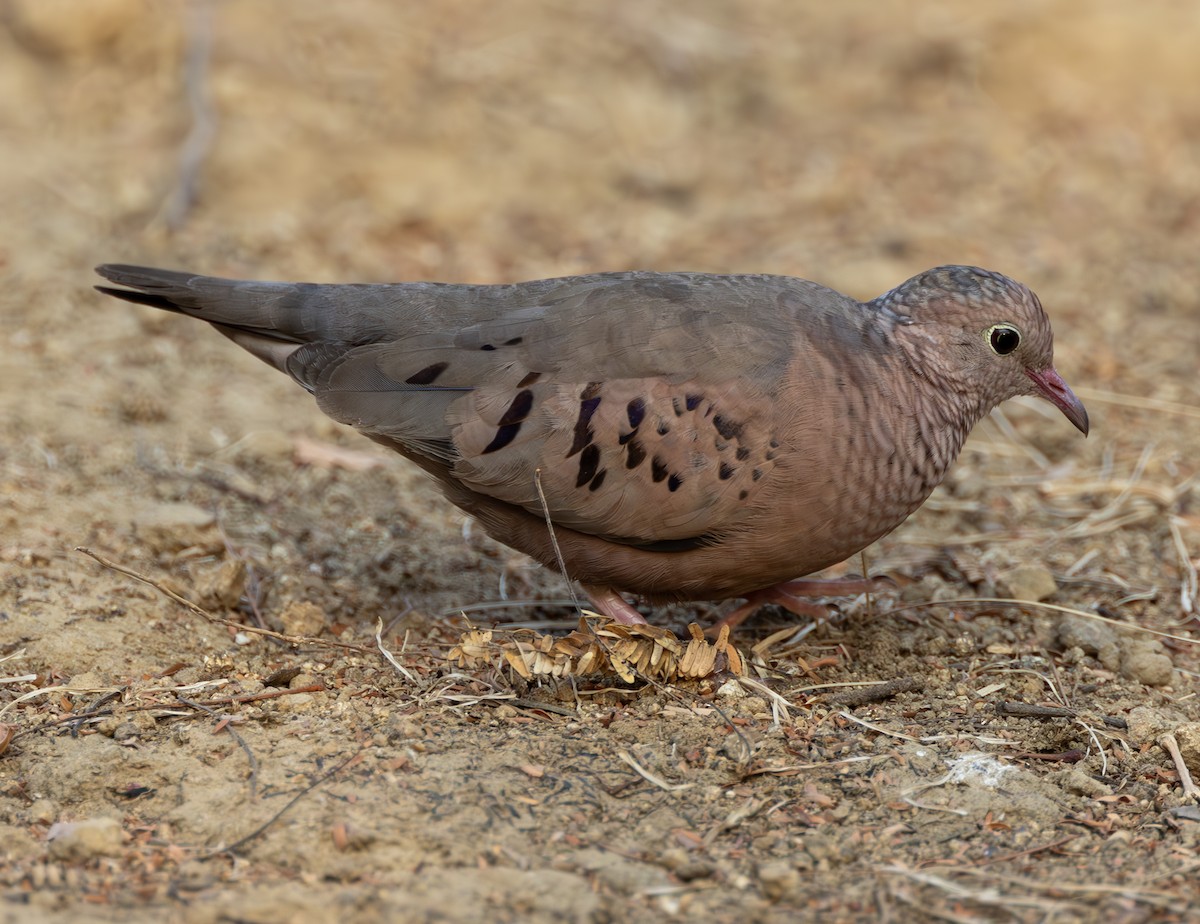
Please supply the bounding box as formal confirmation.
[481,389,535,454]
[576,443,601,488]
[405,361,449,386]
[718,463,735,480]
[626,397,646,429]
[685,393,703,411]
[667,473,683,492]
[672,397,686,417]
[567,383,603,457]
[589,469,607,492]
[625,438,646,469]
[618,430,637,446]
[751,468,763,481]
[735,446,750,461]
[517,370,542,388]
[480,344,496,351]
[739,490,749,500]
[712,414,743,441]
[498,389,534,426]
[651,456,669,483]
[656,420,670,436]
[482,425,519,454]
[504,336,523,346]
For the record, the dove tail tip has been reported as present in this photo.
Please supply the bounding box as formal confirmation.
[93,283,182,313]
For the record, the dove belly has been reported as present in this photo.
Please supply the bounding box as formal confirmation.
[429,376,954,602]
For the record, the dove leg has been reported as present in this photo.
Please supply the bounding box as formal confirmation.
[709,575,895,636]
[709,592,828,637]
[582,584,649,625]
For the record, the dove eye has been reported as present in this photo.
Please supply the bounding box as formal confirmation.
[986,324,1021,356]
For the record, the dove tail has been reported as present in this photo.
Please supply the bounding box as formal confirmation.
[94,264,306,372]
[94,284,182,313]
[95,264,215,314]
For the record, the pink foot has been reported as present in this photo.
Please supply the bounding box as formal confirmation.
[708,575,895,637]
[581,584,648,625]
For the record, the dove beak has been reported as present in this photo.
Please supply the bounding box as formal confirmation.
[1027,367,1089,436]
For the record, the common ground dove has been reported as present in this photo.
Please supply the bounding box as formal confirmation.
[96,264,1087,627]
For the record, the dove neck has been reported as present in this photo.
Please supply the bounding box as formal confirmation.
[904,361,993,481]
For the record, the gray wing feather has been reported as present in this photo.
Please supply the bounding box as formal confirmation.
[96,264,872,540]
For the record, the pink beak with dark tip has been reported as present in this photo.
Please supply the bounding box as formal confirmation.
[1027,368,1089,435]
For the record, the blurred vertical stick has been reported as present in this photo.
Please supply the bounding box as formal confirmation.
[158,0,216,231]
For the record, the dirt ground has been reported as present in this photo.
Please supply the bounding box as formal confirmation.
[4,1,1200,921]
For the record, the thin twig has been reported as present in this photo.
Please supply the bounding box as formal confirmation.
[827,676,921,707]
[205,750,364,858]
[735,676,794,724]
[1055,443,1155,540]
[617,749,692,792]
[76,547,369,653]
[988,406,1050,469]
[12,685,325,743]
[1074,386,1200,422]
[375,617,417,682]
[837,711,922,742]
[177,695,260,800]
[741,755,877,777]
[439,598,582,618]
[533,467,583,615]
[1160,732,1200,801]
[1169,516,1198,616]
[892,595,1200,645]
[159,0,217,230]
[1076,718,1110,776]
[996,701,1073,719]
[883,865,1084,915]
[509,697,578,717]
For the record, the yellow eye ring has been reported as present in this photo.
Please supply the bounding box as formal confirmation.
[986,324,1021,356]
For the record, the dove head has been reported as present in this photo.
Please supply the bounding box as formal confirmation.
[873,265,1088,436]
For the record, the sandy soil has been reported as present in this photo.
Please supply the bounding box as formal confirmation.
[4,1,1200,921]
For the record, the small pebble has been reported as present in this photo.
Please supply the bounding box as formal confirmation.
[131,501,218,554]
[27,800,57,826]
[277,600,328,637]
[173,859,217,892]
[1126,705,1183,743]
[1056,615,1116,655]
[715,679,745,699]
[1172,723,1200,774]
[1056,768,1112,798]
[331,821,377,851]
[756,860,800,901]
[194,558,248,610]
[999,564,1058,602]
[46,817,123,861]
[1118,639,1174,687]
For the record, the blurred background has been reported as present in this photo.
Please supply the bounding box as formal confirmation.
[6,0,1200,615]
[7,0,1200,372]
[5,0,1199,297]
[4,0,1200,587]
[4,2,1200,913]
